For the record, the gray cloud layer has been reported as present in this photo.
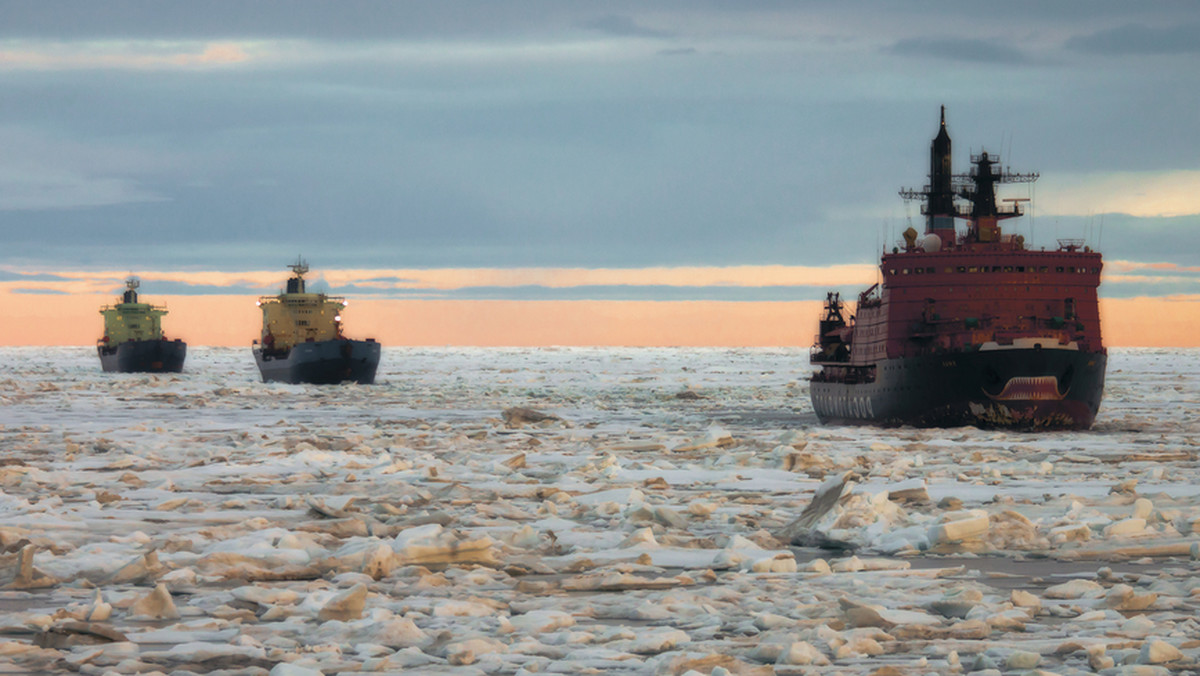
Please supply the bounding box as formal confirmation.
[1066,23,1200,55]
[887,38,1032,64]
[0,1,1197,296]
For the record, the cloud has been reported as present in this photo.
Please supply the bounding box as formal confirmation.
[581,14,674,39]
[1036,171,1200,218]
[11,287,68,295]
[1106,260,1200,275]
[0,172,166,210]
[358,276,422,284]
[0,270,71,282]
[887,37,1031,64]
[21,259,1194,305]
[1101,259,1200,298]
[1066,23,1200,56]
[0,264,879,302]
[0,127,173,210]
[0,41,251,70]
[126,280,266,296]
[1099,279,1200,299]
[0,3,1197,284]
[338,284,838,301]
[317,264,879,291]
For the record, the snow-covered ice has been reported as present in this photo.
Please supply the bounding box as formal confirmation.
[1,346,1199,674]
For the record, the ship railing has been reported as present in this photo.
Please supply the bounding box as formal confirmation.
[99,303,168,312]
[260,294,347,304]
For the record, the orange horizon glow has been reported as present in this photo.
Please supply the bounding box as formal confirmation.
[3,291,1199,348]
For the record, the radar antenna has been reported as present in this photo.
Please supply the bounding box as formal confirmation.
[125,276,140,291]
[289,258,309,278]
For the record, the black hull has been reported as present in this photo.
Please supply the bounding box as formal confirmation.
[811,348,1106,430]
[98,339,187,373]
[253,339,380,385]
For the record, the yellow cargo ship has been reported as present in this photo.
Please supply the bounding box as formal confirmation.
[252,260,380,384]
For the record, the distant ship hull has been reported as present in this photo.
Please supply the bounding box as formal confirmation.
[253,339,380,384]
[811,348,1105,430]
[97,339,187,373]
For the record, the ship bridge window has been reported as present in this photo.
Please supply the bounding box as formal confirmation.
[1056,266,1064,273]
[902,268,910,274]
[956,266,966,273]
[944,267,953,273]
[968,266,979,273]
[1003,266,1013,272]
[889,268,897,275]
[1092,267,1100,273]
[926,267,936,274]
[1016,266,1025,272]
[1040,266,1048,273]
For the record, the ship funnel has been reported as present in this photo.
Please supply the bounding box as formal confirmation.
[122,276,140,304]
[927,107,955,240]
[286,258,308,294]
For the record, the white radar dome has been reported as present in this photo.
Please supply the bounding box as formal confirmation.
[922,233,942,253]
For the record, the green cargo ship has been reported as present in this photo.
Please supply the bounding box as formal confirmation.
[97,277,187,373]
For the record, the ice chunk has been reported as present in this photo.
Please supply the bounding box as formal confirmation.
[1044,579,1104,599]
[317,583,367,622]
[776,641,829,666]
[391,524,500,567]
[128,583,179,620]
[270,664,324,676]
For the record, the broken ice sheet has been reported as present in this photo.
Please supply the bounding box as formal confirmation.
[0,346,1198,673]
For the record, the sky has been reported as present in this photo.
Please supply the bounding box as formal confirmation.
[1,1,1199,346]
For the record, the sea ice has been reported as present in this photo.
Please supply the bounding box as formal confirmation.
[0,346,1198,674]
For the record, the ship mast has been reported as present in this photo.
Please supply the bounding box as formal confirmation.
[900,107,1039,248]
[959,151,1038,243]
[899,106,958,246]
[927,106,955,242]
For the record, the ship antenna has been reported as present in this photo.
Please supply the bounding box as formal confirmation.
[289,257,309,278]
[126,275,140,291]
[1029,181,1036,246]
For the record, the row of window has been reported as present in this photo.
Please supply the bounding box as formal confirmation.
[891,265,1101,276]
